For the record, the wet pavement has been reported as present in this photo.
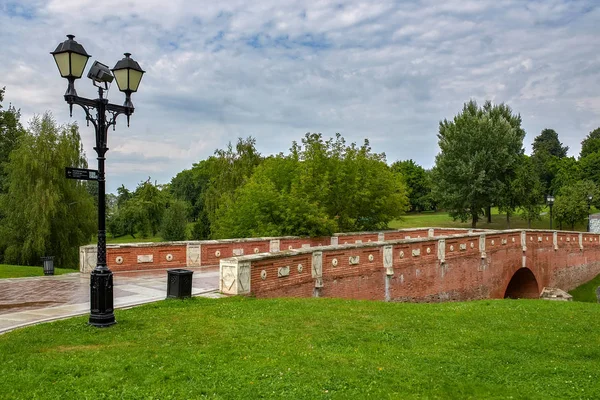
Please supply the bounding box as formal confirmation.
[0,266,221,334]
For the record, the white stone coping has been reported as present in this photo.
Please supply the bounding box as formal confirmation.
[81,227,593,252]
[219,228,598,264]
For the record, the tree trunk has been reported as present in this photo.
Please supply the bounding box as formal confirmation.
[487,206,492,223]
[471,211,478,228]
[506,212,511,229]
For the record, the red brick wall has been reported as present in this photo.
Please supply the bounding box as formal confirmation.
[107,243,187,272]
[230,230,600,302]
[93,228,470,273]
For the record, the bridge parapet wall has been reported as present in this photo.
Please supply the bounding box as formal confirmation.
[219,230,600,302]
[79,227,472,273]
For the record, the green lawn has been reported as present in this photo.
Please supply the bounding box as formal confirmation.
[1,297,599,399]
[390,208,592,231]
[104,234,164,244]
[570,273,600,303]
[0,264,76,279]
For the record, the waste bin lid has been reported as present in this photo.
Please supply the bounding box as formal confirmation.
[167,268,193,275]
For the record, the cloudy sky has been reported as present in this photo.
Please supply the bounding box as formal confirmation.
[1,0,599,193]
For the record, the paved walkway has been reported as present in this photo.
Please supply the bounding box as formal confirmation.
[0,267,220,334]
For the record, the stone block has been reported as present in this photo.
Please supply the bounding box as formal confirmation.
[278,266,290,277]
[540,287,573,301]
[137,254,153,263]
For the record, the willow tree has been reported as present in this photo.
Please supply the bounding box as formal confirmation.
[0,113,95,267]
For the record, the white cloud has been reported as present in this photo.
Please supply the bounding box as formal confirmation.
[1,0,599,189]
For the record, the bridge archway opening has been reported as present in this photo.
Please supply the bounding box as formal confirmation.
[504,268,540,299]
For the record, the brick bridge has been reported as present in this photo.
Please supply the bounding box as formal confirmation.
[80,228,600,302]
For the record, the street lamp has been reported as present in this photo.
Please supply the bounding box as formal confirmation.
[51,35,145,327]
[546,195,555,230]
[587,195,593,232]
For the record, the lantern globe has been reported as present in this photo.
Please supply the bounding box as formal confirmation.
[50,35,90,79]
[112,53,145,93]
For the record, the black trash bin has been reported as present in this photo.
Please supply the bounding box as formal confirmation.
[41,256,54,276]
[167,269,194,299]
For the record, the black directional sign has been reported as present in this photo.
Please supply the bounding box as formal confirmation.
[65,167,99,181]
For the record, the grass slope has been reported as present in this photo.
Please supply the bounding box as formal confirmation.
[570,273,600,303]
[0,264,76,279]
[1,297,599,399]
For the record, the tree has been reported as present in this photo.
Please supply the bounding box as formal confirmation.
[0,113,95,267]
[107,180,170,238]
[293,133,408,232]
[580,128,600,159]
[580,152,600,188]
[513,155,544,228]
[212,133,409,238]
[391,159,433,212]
[553,180,597,230]
[532,128,569,158]
[434,100,525,227]
[203,137,263,236]
[133,180,169,236]
[531,128,569,193]
[551,157,581,193]
[161,200,189,241]
[0,87,26,194]
[212,155,338,238]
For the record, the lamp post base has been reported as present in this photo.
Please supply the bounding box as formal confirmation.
[89,268,116,327]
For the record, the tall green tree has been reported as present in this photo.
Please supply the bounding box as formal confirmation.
[531,128,569,193]
[161,200,189,241]
[170,160,212,238]
[0,87,26,193]
[553,180,597,230]
[513,155,544,228]
[212,133,408,238]
[293,133,408,232]
[133,180,169,236]
[203,137,262,235]
[434,100,525,228]
[580,127,600,159]
[391,159,433,212]
[0,113,95,267]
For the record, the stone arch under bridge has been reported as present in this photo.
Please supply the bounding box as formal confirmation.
[503,268,540,299]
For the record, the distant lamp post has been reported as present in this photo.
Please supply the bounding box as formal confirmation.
[546,195,555,230]
[51,35,145,327]
[588,195,593,232]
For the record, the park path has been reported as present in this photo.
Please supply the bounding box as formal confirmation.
[0,266,220,334]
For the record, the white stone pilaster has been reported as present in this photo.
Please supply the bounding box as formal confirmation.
[79,246,97,273]
[383,245,393,275]
[186,243,201,267]
[269,239,280,253]
[437,239,446,264]
[220,259,251,295]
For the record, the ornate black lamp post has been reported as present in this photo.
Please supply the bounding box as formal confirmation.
[51,35,145,327]
[587,195,593,232]
[546,195,555,230]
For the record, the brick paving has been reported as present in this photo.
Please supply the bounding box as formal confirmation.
[0,266,220,334]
